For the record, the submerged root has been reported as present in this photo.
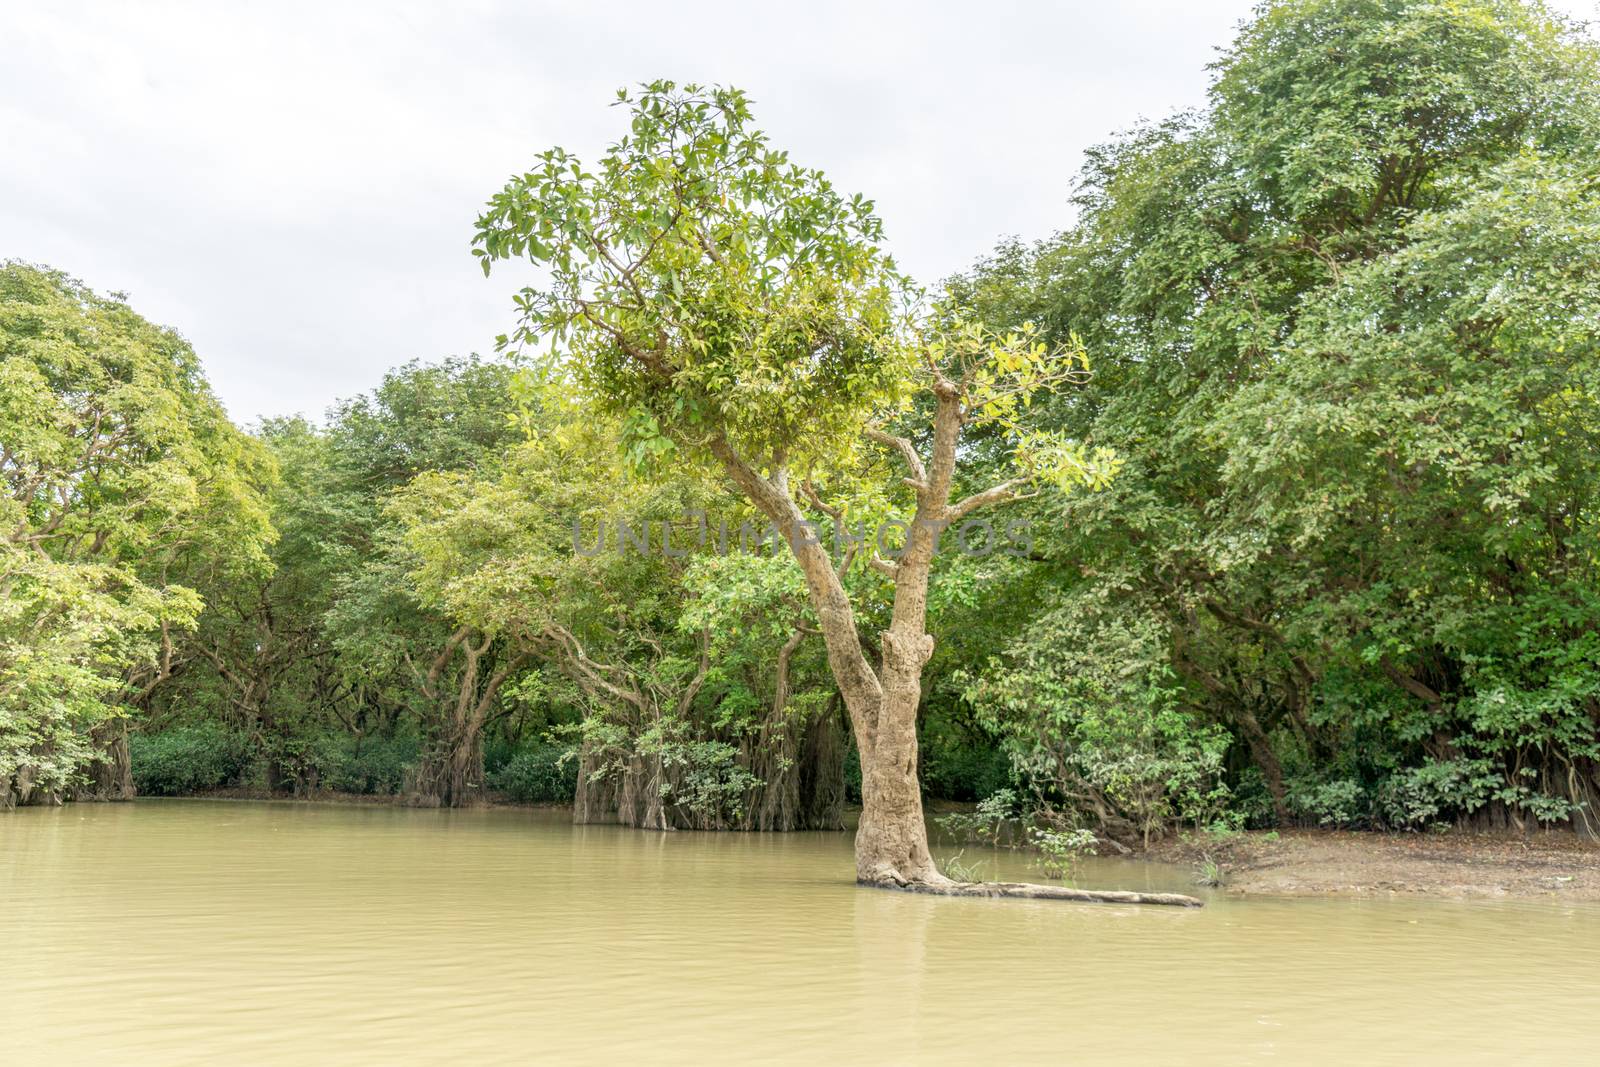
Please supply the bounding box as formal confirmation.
[861,876,1204,907]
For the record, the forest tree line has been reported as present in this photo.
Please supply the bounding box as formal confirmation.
[5,0,1600,852]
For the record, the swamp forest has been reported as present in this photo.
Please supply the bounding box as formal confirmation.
[4,0,1600,1061]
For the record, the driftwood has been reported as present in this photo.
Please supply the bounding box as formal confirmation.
[867,878,1204,908]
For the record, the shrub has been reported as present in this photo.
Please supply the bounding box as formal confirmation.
[1030,827,1098,880]
[481,735,517,777]
[1228,767,1284,829]
[1287,776,1367,828]
[489,743,577,803]
[936,788,1020,847]
[658,739,760,824]
[966,606,1236,844]
[325,736,418,795]
[1376,757,1507,830]
[264,733,349,795]
[130,725,252,796]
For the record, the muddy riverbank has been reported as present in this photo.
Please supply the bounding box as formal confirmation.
[1150,828,1600,901]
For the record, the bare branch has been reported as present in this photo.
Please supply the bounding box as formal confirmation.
[946,478,1035,522]
[1379,656,1443,706]
[836,540,859,580]
[868,555,899,579]
[799,478,841,521]
[864,426,929,489]
[543,624,650,713]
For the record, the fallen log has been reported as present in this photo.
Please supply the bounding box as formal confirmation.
[865,878,1205,907]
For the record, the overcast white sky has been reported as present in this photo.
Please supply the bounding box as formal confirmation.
[4,1,1596,423]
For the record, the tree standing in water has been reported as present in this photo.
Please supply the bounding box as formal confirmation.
[471,83,1193,901]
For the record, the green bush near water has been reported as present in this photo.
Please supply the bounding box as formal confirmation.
[488,744,578,803]
[132,729,418,797]
[130,728,581,803]
[324,736,419,795]
[130,725,253,796]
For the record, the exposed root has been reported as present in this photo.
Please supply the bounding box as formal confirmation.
[862,876,1204,907]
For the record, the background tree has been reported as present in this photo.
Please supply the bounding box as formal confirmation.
[393,392,848,830]
[141,356,527,803]
[680,551,847,831]
[954,0,1600,836]
[1,262,273,806]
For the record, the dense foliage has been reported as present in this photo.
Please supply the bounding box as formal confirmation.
[952,0,1600,836]
[1,263,272,807]
[6,0,1598,851]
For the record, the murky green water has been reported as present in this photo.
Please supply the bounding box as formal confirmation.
[2,800,1595,1064]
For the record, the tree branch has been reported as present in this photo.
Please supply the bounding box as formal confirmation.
[946,477,1035,522]
[1379,656,1443,706]
[868,555,899,579]
[864,426,928,489]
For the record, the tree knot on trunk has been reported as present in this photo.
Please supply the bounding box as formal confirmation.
[880,630,935,670]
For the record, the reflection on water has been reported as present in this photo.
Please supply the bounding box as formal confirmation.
[3,800,1596,1064]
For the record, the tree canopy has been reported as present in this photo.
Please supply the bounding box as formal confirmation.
[955,0,1600,833]
[1,262,273,806]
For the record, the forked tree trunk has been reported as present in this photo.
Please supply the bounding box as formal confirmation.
[412,630,523,808]
[710,411,956,888]
[710,388,1200,905]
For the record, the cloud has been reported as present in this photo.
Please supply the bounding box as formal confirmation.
[4,0,1595,422]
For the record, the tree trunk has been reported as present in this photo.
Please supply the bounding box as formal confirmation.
[797,694,847,831]
[616,751,670,830]
[75,720,135,802]
[573,743,620,824]
[742,626,806,831]
[2,754,57,809]
[413,729,484,808]
[1236,710,1289,824]
[885,881,1204,905]
[853,631,943,885]
[412,633,521,808]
